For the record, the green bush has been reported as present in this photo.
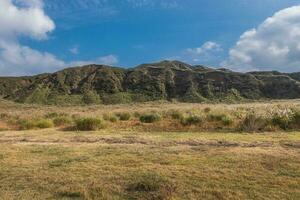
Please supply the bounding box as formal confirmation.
[208,114,233,126]
[169,110,184,120]
[53,116,73,127]
[83,91,101,104]
[221,115,233,126]
[19,120,36,130]
[75,118,104,131]
[103,113,118,123]
[36,119,54,129]
[291,111,300,129]
[140,114,161,123]
[19,119,54,130]
[181,115,202,126]
[116,112,131,121]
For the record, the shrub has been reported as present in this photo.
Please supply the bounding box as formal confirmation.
[75,118,104,131]
[140,114,161,123]
[181,115,202,126]
[19,119,54,130]
[116,112,131,121]
[35,119,54,129]
[169,110,184,120]
[207,114,233,126]
[103,113,118,123]
[53,116,73,127]
[291,110,300,129]
[127,172,176,200]
[221,115,233,126]
[240,113,268,132]
[83,91,101,104]
[19,120,36,130]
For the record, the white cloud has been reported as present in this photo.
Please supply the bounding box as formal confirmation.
[0,0,118,76]
[184,41,223,63]
[0,0,63,76]
[0,0,54,40]
[0,41,65,76]
[224,5,300,72]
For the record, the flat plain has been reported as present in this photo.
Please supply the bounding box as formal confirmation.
[0,100,299,200]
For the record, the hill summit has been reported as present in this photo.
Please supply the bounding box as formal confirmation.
[0,60,300,105]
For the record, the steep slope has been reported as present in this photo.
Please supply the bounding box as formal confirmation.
[0,60,300,104]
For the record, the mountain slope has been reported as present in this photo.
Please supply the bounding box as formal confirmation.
[0,60,300,104]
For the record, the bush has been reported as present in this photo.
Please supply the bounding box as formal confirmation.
[103,113,118,123]
[291,110,300,129]
[140,114,161,123]
[116,112,131,121]
[169,110,184,120]
[75,118,104,131]
[221,115,233,126]
[272,115,291,130]
[35,119,54,129]
[127,172,176,200]
[19,119,54,130]
[181,115,202,126]
[19,120,36,130]
[53,116,73,127]
[83,91,101,104]
[207,114,233,126]
[240,113,268,132]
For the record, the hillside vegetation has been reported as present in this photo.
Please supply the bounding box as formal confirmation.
[1,60,300,105]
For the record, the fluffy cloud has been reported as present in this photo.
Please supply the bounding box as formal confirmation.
[0,0,118,76]
[0,0,54,40]
[224,5,300,72]
[185,41,222,63]
[0,0,63,76]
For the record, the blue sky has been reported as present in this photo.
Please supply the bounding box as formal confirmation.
[1,0,300,75]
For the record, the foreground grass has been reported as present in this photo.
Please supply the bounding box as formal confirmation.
[0,129,299,199]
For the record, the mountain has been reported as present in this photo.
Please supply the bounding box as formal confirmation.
[0,60,300,105]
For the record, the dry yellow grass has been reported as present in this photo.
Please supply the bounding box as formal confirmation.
[0,100,299,199]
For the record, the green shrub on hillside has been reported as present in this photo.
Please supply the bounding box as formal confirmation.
[140,114,161,123]
[35,119,54,129]
[102,93,132,104]
[83,91,101,104]
[169,110,184,120]
[116,112,131,121]
[103,113,118,123]
[75,118,104,131]
[181,115,202,126]
[19,119,54,130]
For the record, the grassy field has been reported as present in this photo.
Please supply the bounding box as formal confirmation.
[0,100,299,199]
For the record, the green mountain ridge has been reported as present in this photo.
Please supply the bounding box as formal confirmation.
[0,60,300,105]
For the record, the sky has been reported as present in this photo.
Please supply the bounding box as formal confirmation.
[1,0,300,75]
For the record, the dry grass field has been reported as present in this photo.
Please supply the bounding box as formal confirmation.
[0,100,299,199]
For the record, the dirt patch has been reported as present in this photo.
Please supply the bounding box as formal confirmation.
[280,141,300,149]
